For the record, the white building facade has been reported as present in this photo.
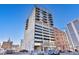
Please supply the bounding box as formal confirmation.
[66,19,79,51]
[23,7,55,51]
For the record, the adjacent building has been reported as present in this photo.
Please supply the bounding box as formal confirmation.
[12,45,20,52]
[53,27,69,51]
[1,38,20,52]
[20,39,23,50]
[66,19,79,51]
[1,39,13,50]
[23,7,55,51]
[0,43,1,49]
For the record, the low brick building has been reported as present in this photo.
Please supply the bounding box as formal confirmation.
[53,27,69,51]
[1,39,13,50]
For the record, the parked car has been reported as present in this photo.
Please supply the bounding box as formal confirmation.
[4,50,15,54]
[47,50,60,55]
[19,50,28,52]
[37,51,44,55]
[31,50,38,55]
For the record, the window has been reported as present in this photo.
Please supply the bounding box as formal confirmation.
[25,19,29,30]
[42,11,47,15]
[44,38,49,40]
[35,24,42,28]
[35,27,42,30]
[36,11,40,14]
[36,7,40,10]
[34,41,43,43]
[35,30,42,33]
[48,14,52,17]
[43,29,49,32]
[36,8,40,12]
[43,35,49,37]
[35,33,42,36]
[43,27,48,29]
[43,15,47,18]
[43,32,49,34]
[43,19,47,23]
[51,39,55,41]
[51,37,54,38]
[35,37,42,39]
[35,18,40,21]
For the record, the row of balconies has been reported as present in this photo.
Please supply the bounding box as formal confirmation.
[35,33,51,37]
[35,32,52,37]
[35,9,51,17]
[42,19,48,23]
[50,23,53,26]
[35,7,40,12]
[35,24,53,33]
[35,7,48,15]
[35,24,52,30]
[35,13,52,19]
[35,33,51,38]
[35,29,51,34]
[35,13,53,24]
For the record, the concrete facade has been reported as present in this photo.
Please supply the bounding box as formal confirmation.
[23,7,55,51]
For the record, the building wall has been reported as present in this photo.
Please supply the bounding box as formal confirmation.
[0,43,1,49]
[23,8,35,51]
[66,19,79,50]
[66,28,74,51]
[23,7,54,51]
[12,45,20,52]
[53,27,69,51]
[1,41,12,50]
[34,7,54,51]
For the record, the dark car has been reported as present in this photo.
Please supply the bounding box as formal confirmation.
[19,50,28,52]
[5,50,15,54]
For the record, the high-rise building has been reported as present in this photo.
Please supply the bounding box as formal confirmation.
[23,6,55,51]
[66,19,79,51]
[53,27,69,51]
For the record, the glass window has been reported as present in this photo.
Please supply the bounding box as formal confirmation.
[35,33,42,36]
[35,37,42,39]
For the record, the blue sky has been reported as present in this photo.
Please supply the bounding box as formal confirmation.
[0,4,79,44]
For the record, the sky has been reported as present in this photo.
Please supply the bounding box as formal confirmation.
[0,4,79,44]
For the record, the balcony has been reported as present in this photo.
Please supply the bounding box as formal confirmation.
[35,15,40,17]
[42,11,47,15]
[35,16,40,21]
[43,35,50,37]
[35,18,40,21]
[36,7,40,10]
[51,23,53,26]
[44,38,50,40]
[34,39,43,42]
[35,12,40,15]
[51,39,55,41]
[48,14,52,16]
[43,16,47,19]
[42,19,47,23]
